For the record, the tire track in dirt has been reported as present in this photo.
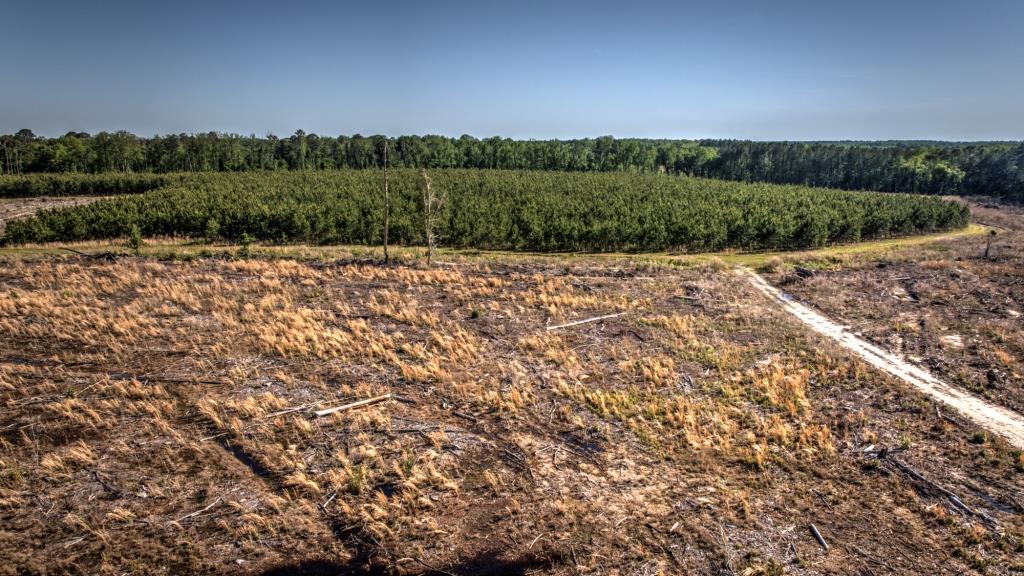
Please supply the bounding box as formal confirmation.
[741,267,1024,450]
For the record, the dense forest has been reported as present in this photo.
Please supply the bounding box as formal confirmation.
[1,130,1022,201]
[704,140,1023,200]
[1,170,969,252]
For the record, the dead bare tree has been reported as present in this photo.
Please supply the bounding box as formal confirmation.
[420,169,446,267]
[984,229,997,260]
[383,139,390,264]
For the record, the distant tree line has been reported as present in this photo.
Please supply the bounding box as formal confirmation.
[1,170,969,252]
[1,129,1021,201]
[702,140,1023,201]
[0,130,717,176]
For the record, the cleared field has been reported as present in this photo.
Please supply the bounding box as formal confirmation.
[767,202,1024,414]
[1,254,1022,575]
[745,267,1024,449]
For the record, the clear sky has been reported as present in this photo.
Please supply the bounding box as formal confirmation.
[3,0,1022,140]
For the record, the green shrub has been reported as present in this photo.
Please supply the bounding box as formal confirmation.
[126,225,143,255]
[238,233,254,258]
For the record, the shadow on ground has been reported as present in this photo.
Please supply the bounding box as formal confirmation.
[260,548,559,576]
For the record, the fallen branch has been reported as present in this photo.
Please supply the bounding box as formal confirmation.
[853,545,893,571]
[452,410,478,423]
[884,454,998,528]
[405,557,457,576]
[60,247,119,261]
[91,470,122,498]
[673,294,703,302]
[145,375,229,386]
[812,489,834,512]
[314,393,392,418]
[1005,492,1024,514]
[795,266,817,279]
[320,491,337,512]
[809,524,829,551]
[935,405,964,429]
[264,402,320,419]
[175,497,223,523]
[546,312,627,331]
[61,536,86,549]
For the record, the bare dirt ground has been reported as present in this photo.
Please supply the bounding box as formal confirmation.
[768,202,1024,415]
[2,254,1023,575]
[744,267,1024,449]
[0,196,106,235]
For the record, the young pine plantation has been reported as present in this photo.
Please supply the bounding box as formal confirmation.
[0,170,968,252]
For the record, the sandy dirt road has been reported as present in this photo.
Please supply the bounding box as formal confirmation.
[0,196,106,235]
[742,267,1024,450]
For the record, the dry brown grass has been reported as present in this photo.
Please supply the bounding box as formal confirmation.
[0,253,1021,574]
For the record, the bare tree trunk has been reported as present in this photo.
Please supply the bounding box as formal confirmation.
[422,169,433,266]
[985,230,996,260]
[383,140,390,264]
[421,169,445,267]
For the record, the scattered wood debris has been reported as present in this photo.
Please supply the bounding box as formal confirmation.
[546,312,627,331]
[809,523,829,551]
[314,393,393,418]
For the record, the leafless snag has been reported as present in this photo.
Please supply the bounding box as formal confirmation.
[383,139,391,264]
[420,169,446,267]
[984,229,997,260]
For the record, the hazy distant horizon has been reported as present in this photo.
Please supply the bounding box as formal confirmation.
[4,0,1023,141]
[5,129,1023,145]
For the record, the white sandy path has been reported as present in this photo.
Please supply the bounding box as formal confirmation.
[0,196,107,234]
[741,267,1024,450]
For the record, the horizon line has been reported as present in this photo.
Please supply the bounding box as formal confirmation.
[4,129,1022,144]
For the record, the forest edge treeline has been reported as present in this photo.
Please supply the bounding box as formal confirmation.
[2,130,1021,201]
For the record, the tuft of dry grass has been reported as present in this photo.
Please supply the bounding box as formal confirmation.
[704,256,729,272]
[759,255,785,273]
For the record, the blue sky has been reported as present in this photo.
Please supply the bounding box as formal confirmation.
[2,0,1022,140]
